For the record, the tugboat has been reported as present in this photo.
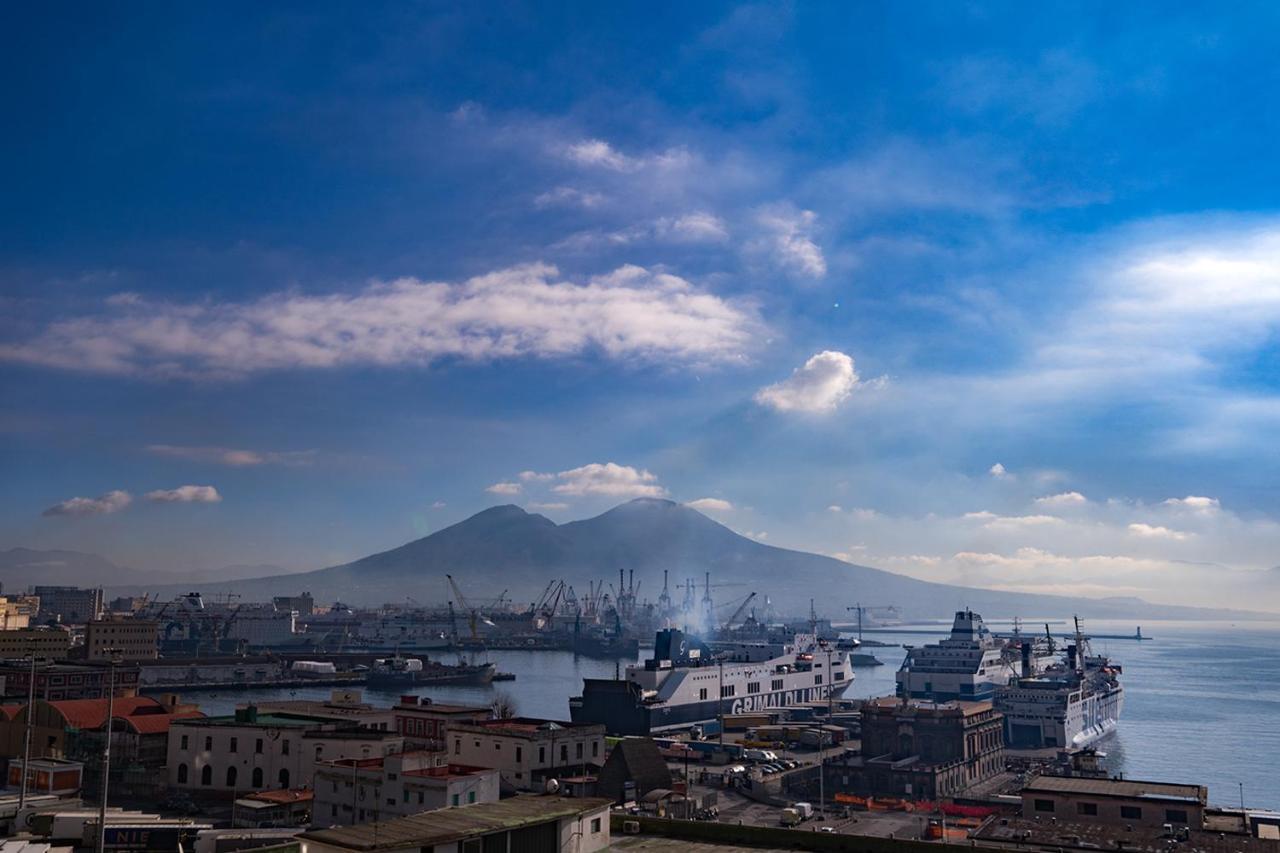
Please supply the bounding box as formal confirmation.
[367,653,497,687]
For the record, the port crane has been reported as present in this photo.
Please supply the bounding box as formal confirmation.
[719,591,758,632]
[844,602,898,641]
[445,574,493,645]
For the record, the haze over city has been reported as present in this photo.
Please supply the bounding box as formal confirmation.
[3,4,1280,613]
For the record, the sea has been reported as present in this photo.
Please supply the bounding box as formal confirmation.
[192,618,1280,810]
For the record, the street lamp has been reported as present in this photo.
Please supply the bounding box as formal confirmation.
[96,648,122,853]
[817,639,834,820]
[18,645,38,809]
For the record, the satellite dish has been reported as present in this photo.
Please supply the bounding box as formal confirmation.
[544,778,560,794]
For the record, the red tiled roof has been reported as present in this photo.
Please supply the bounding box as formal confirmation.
[115,710,205,734]
[46,696,162,730]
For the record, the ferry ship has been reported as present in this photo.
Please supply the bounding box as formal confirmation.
[896,610,1053,701]
[996,620,1124,749]
[569,627,853,735]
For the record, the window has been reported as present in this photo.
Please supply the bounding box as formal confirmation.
[591,818,602,833]
[455,739,461,755]
[331,805,337,817]
[387,798,395,806]
[1033,799,1054,813]
[452,794,460,807]
[1120,806,1142,820]
[177,763,188,784]
[560,744,568,763]
[539,746,546,763]
[772,679,784,691]
[747,682,760,694]
[834,671,845,682]
[282,739,290,755]
[255,738,264,754]
[201,765,213,786]
[592,741,599,758]
[279,768,290,788]
[516,746,522,763]
[229,737,238,753]
[253,768,264,787]
[1076,803,1098,816]
[205,736,213,751]
[418,792,424,804]
[180,735,189,750]
[815,674,823,685]
[468,791,476,803]
[720,685,735,698]
[494,742,500,750]
[226,766,237,787]
[576,742,583,759]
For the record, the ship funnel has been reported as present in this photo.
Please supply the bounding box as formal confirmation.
[1067,644,1078,671]
[1020,641,1032,678]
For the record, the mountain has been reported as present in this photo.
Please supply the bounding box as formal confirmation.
[0,548,296,593]
[108,499,1271,620]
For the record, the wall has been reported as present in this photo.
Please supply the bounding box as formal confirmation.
[613,814,1000,853]
[1023,792,1204,829]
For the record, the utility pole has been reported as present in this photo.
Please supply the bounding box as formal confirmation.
[96,648,122,853]
[716,655,726,752]
[18,646,38,808]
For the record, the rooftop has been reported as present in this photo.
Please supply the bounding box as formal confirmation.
[975,816,1275,853]
[243,787,314,805]
[300,795,613,851]
[1023,775,1207,803]
[455,716,602,734]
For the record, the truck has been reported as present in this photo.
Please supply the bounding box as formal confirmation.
[780,808,802,827]
[794,802,814,820]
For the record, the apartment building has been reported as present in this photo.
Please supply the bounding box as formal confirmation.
[447,718,606,791]
[312,750,499,826]
[84,617,159,660]
[33,586,103,625]
[0,627,72,660]
[167,707,406,795]
[393,696,490,745]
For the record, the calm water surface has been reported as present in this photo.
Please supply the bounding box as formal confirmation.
[195,619,1280,809]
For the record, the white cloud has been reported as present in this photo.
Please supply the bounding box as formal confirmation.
[988,462,1010,479]
[42,490,133,517]
[534,186,605,209]
[528,502,569,511]
[1128,522,1190,540]
[1163,495,1220,513]
[563,139,691,173]
[147,444,316,467]
[1034,491,1088,507]
[145,485,222,504]
[552,462,666,498]
[964,512,1063,529]
[656,212,729,243]
[687,497,733,513]
[755,351,866,413]
[754,205,826,278]
[518,471,555,483]
[431,501,447,509]
[485,482,522,496]
[0,263,761,379]
[826,504,843,513]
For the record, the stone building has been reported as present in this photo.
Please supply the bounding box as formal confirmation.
[447,718,606,792]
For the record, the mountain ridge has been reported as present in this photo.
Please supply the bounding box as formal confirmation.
[77,498,1273,621]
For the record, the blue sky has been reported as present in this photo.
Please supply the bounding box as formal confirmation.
[3,3,1279,609]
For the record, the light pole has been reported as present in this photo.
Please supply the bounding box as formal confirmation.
[18,646,37,809]
[818,640,833,819]
[96,648,122,853]
[715,654,727,752]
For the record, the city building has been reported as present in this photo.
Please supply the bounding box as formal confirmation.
[0,660,140,702]
[831,697,1006,799]
[0,596,38,630]
[1021,776,1208,829]
[167,707,407,796]
[0,627,72,660]
[393,695,491,746]
[312,750,499,826]
[253,691,396,731]
[33,587,104,625]
[5,758,84,797]
[447,718,607,792]
[84,617,159,660]
[298,795,614,853]
[233,788,314,828]
[226,607,299,647]
[596,738,672,804]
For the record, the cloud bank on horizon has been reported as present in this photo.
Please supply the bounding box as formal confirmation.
[2,3,1279,609]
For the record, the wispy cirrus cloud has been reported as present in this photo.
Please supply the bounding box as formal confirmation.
[0,264,761,379]
[147,444,317,467]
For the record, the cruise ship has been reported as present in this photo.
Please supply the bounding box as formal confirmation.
[896,610,1053,701]
[570,628,853,735]
[997,620,1124,749]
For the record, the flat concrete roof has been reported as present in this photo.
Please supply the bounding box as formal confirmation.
[1023,775,1206,802]
[301,796,613,851]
